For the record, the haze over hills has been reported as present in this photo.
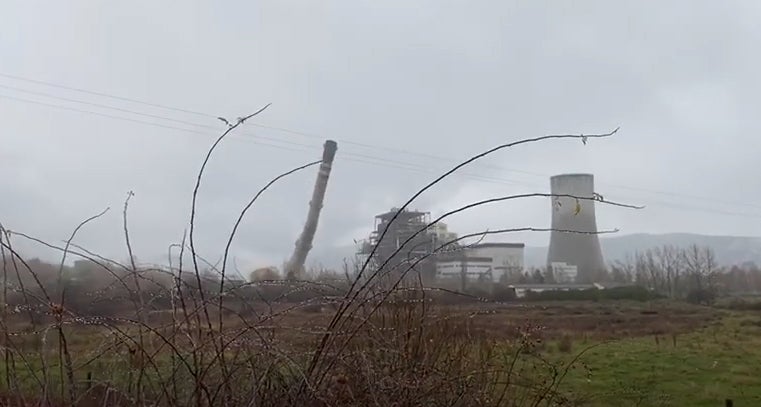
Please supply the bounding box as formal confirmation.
[528,233,761,268]
[308,233,761,271]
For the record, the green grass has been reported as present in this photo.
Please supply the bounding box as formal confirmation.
[1,304,759,405]
[558,311,761,406]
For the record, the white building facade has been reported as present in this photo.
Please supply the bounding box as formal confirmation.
[464,243,524,283]
[435,256,493,283]
[550,262,578,283]
[434,242,525,284]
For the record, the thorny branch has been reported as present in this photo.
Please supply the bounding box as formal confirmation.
[0,123,659,406]
[307,127,624,379]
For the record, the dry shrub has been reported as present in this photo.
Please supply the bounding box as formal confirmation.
[302,303,324,313]
[305,302,559,406]
[0,126,633,406]
[558,334,573,353]
[739,318,761,328]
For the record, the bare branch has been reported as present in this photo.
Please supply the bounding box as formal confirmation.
[219,159,322,299]
[57,207,110,305]
[123,191,137,271]
[351,127,620,286]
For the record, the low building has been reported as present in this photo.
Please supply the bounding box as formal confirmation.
[507,283,596,298]
[550,262,578,283]
[435,255,493,284]
[433,242,525,286]
[463,243,524,283]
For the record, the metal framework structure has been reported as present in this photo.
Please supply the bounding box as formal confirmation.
[357,208,444,284]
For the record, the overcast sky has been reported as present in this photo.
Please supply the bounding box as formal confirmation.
[2,1,760,272]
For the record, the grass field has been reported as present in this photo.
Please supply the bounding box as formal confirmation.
[437,301,761,405]
[558,311,761,406]
[1,299,759,405]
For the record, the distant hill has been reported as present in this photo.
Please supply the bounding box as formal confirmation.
[525,233,761,268]
[309,233,761,271]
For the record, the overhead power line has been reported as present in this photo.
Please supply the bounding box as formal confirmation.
[0,72,215,119]
[0,72,524,170]
[0,93,314,153]
[1,72,759,215]
[0,72,567,175]
[0,83,216,128]
[4,89,758,221]
[0,91,537,189]
[0,83,326,151]
[2,90,759,220]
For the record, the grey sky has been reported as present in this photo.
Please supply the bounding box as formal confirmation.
[2,1,760,272]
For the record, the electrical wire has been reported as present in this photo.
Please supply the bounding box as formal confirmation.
[0,72,215,118]
[0,93,314,153]
[1,73,760,218]
[0,87,542,188]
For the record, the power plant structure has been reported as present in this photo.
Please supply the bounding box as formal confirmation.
[356,208,527,288]
[284,140,338,279]
[546,173,607,283]
[357,209,459,285]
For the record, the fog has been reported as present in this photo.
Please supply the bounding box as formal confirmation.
[2,1,760,272]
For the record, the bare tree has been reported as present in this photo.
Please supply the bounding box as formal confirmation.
[610,254,636,284]
[684,245,720,304]
[623,244,718,302]
[652,245,684,298]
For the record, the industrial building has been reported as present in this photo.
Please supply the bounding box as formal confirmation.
[358,172,610,288]
[546,173,607,283]
[550,262,578,283]
[435,243,525,288]
[436,243,525,283]
[464,243,525,282]
[435,255,494,284]
[357,208,525,287]
[508,283,598,298]
[357,208,458,284]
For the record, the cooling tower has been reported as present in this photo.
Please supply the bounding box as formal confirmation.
[546,173,606,283]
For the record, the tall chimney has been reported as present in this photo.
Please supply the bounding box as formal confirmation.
[546,173,606,283]
[285,140,338,278]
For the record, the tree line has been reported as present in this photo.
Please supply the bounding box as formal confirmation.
[5,243,760,319]
[608,244,761,304]
[500,244,761,305]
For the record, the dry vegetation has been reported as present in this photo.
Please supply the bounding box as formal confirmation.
[4,120,752,406]
[0,270,725,407]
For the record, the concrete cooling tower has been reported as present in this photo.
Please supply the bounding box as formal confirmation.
[546,174,606,283]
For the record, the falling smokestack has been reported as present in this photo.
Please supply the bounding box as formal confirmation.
[285,140,338,279]
[546,173,606,283]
